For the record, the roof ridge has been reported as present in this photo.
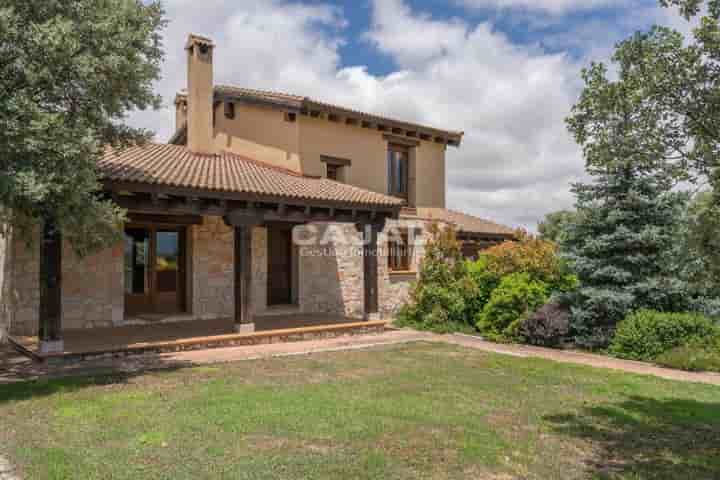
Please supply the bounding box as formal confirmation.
[445,208,508,227]
[215,84,306,101]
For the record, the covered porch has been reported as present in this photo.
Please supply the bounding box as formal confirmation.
[16,314,386,358]
[28,144,402,357]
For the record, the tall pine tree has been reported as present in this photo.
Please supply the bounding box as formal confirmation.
[562,165,689,347]
[565,56,691,347]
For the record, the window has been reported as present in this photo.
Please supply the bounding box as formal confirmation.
[284,112,297,122]
[321,155,351,183]
[388,144,409,200]
[326,163,343,182]
[224,101,235,119]
[388,228,413,272]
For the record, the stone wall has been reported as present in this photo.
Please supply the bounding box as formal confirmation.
[9,232,39,336]
[298,223,365,319]
[2,215,439,335]
[0,224,12,342]
[62,240,124,330]
[251,226,268,315]
[9,229,124,336]
[296,219,433,321]
[191,216,234,320]
[378,219,432,319]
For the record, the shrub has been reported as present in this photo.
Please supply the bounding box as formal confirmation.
[396,223,475,333]
[520,301,570,347]
[655,342,720,373]
[476,273,549,341]
[482,231,576,293]
[464,257,500,314]
[609,310,718,361]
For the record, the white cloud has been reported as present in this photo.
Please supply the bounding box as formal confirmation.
[457,0,624,14]
[129,0,695,230]
[364,0,468,66]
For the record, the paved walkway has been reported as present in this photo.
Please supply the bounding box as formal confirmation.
[2,330,720,386]
[0,455,19,480]
[444,333,720,386]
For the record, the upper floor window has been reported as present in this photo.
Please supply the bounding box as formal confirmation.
[388,144,409,200]
[224,101,235,119]
[326,163,342,181]
[321,155,351,183]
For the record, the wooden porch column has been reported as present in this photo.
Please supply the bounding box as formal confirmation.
[38,216,63,353]
[234,225,254,333]
[358,222,383,320]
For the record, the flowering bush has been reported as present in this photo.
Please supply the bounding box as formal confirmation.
[482,231,577,292]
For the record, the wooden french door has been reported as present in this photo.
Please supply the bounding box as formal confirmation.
[124,225,186,316]
[267,225,293,306]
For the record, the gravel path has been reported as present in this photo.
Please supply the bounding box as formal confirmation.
[0,455,19,480]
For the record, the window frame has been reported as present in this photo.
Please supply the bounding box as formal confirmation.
[388,228,413,272]
[320,155,351,183]
[387,143,409,200]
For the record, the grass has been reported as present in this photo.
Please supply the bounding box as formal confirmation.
[1,342,719,479]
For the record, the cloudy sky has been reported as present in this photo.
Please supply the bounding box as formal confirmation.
[129,0,693,229]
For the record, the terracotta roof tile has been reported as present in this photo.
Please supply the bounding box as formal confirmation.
[407,207,516,236]
[99,143,403,208]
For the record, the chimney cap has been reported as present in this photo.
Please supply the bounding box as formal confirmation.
[185,33,215,50]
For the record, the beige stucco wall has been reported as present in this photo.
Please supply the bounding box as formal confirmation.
[214,103,302,172]
[298,116,388,192]
[299,115,447,207]
[210,103,447,207]
[412,142,447,208]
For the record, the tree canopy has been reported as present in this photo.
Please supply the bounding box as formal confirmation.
[0,0,165,255]
[567,0,720,190]
[537,210,577,244]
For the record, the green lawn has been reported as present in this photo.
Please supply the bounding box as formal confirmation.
[1,342,719,479]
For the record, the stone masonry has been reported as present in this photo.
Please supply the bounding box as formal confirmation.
[299,223,365,319]
[191,216,234,320]
[378,218,432,319]
[9,228,124,336]
[0,224,12,342]
[4,215,436,336]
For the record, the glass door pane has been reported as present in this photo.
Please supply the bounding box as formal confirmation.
[124,228,149,295]
[155,230,179,293]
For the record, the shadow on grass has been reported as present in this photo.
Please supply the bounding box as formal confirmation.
[0,353,194,405]
[545,395,720,479]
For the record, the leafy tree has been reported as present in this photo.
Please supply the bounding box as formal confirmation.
[0,0,165,255]
[685,192,720,286]
[538,210,577,243]
[568,1,720,192]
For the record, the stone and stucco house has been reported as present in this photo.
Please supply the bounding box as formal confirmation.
[0,34,514,353]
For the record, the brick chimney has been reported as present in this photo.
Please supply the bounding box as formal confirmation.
[185,34,216,155]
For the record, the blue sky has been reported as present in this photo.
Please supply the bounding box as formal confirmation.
[130,0,693,229]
